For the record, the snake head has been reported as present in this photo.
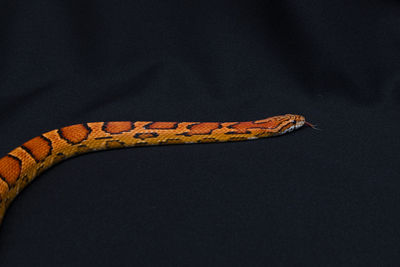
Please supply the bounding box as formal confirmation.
[291,114,306,129]
[279,114,306,134]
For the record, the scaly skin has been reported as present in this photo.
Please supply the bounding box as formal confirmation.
[0,114,305,224]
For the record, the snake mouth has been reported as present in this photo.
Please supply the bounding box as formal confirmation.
[294,120,305,129]
[281,120,302,134]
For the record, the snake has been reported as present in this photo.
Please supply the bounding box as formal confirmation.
[0,114,309,225]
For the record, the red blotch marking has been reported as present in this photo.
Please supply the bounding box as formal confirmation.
[229,120,281,134]
[186,122,220,135]
[103,121,133,134]
[134,133,158,140]
[22,136,51,162]
[59,124,90,144]
[0,155,21,186]
[147,122,177,129]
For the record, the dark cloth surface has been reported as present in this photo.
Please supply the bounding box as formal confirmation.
[0,1,399,266]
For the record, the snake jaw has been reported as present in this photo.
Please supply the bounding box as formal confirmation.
[294,120,305,130]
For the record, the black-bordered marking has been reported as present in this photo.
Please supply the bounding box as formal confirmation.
[225,120,286,135]
[144,121,179,130]
[53,152,67,165]
[76,144,91,154]
[21,135,53,163]
[0,154,22,188]
[134,132,159,140]
[94,136,113,140]
[178,122,222,136]
[106,140,126,149]
[58,123,92,145]
[102,121,135,135]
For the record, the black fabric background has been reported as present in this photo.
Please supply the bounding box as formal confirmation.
[0,0,399,266]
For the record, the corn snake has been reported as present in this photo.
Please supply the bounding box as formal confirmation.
[0,114,306,225]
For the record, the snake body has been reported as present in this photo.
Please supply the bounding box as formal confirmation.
[0,114,305,224]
